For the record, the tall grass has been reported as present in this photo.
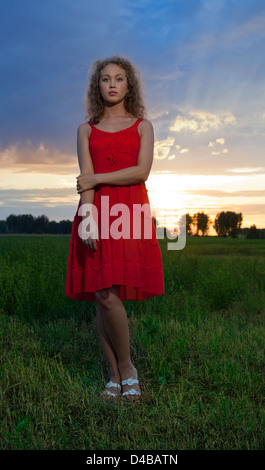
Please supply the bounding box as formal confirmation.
[0,235,264,450]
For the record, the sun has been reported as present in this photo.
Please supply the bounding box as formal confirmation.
[146,173,187,232]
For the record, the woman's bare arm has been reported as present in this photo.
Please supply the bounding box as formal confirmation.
[77,123,95,204]
[76,123,98,251]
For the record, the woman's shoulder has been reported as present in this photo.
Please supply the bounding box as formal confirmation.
[77,121,92,137]
[138,118,154,137]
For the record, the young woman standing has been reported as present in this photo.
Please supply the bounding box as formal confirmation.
[65,56,164,402]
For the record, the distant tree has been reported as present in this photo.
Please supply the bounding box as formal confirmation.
[192,212,211,236]
[4,213,74,234]
[6,214,18,233]
[35,215,49,234]
[58,219,73,234]
[168,213,188,245]
[6,214,38,233]
[48,220,58,234]
[0,220,7,233]
[246,224,260,239]
[20,214,35,233]
[214,211,243,238]
[151,216,168,238]
[185,213,193,236]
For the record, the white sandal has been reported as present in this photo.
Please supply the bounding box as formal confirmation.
[102,381,121,399]
[121,372,141,400]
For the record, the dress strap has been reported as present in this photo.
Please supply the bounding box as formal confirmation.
[88,120,95,128]
[132,118,143,130]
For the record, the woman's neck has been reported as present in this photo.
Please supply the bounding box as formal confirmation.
[101,102,132,121]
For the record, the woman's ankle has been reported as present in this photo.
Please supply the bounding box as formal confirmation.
[118,361,136,375]
[108,368,121,383]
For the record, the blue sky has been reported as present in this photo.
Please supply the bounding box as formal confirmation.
[1,0,265,230]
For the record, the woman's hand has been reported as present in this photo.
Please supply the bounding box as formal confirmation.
[82,233,98,251]
[79,215,99,252]
[76,173,96,193]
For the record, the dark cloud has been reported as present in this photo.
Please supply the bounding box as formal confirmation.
[0,188,78,221]
[186,189,265,198]
[2,0,265,150]
[1,187,265,226]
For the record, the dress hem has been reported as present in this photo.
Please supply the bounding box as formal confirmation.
[65,285,165,302]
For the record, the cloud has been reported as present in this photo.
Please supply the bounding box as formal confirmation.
[170,115,198,133]
[211,149,228,156]
[216,138,225,145]
[154,137,175,160]
[227,167,265,174]
[209,137,225,147]
[178,9,265,54]
[170,111,236,133]
[209,137,227,155]
[149,110,169,120]
[0,188,78,221]
[0,140,75,172]
[226,10,265,43]
[187,188,265,198]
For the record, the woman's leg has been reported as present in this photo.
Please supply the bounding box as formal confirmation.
[95,285,140,398]
[96,301,120,383]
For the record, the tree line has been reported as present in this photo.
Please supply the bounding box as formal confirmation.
[155,210,264,239]
[0,214,72,235]
[184,211,265,238]
[0,210,264,238]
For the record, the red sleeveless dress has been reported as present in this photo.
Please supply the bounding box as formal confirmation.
[65,118,165,301]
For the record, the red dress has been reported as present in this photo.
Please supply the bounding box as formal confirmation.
[65,118,165,301]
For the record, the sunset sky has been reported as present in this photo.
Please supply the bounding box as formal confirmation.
[1,0,265,234]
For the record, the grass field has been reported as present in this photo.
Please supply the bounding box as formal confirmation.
[0,235,264,450]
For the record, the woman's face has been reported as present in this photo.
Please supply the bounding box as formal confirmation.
[99,63,128,105]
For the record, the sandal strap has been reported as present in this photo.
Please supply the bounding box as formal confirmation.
[103,390,119,397]
[122,388,141,397]
[121,377,139,387]
[106,381,121,390]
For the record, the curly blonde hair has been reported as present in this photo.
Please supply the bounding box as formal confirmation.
[84,55,146,124]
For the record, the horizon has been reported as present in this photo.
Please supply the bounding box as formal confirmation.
[2,206,262,237]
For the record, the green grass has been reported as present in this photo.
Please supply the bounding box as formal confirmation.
[0,235,264,450]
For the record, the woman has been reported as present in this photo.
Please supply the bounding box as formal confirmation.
[65,56,164,402]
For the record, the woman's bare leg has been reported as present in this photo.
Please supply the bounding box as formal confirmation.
[95,285,141,399]
[96,302,120,383]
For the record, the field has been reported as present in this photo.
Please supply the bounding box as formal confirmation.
[0,235,264,450]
